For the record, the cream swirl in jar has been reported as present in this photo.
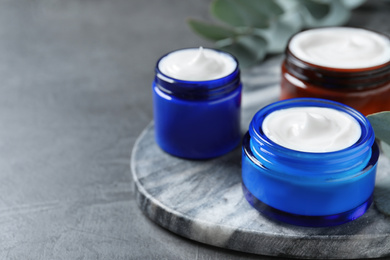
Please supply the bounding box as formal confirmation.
[289,27,390,69]
[158,47,237,81]
[262,106,361,153]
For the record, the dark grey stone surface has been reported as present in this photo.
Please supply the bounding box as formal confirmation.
[0,0,389,259]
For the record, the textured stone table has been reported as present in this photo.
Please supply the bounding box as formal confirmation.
[132,56,390,259]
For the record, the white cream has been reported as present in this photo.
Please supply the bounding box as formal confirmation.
[158,47,236,81]
[262,107,361,153]
[289,27,390,69]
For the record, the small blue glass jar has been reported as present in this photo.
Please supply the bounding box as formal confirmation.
[242,98,379,227]
[153,48,242,159]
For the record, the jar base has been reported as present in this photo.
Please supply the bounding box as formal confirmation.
[242,183,373,227]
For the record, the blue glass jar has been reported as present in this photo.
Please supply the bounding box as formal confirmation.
[153,48,242,159]
[242,98,379,227]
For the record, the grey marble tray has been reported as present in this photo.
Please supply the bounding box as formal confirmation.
[132,58,390,259]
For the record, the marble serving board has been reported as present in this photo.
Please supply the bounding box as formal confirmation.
[131,57,390,259]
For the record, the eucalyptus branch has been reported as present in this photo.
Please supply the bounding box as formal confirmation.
[188,0,366,67]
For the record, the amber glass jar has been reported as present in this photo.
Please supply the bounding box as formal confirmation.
[280,28,390,116]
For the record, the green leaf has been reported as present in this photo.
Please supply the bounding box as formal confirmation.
[250,0,284,17]
[374,174,390,216]
[301,0,350,27]
[367,111,390,145]
[369,112,390,216]
[211,0,253,27]
[187,0,364,68]
[374,143,390,216]
[254,12,301,54]
[275,0,300,12]
[187,19,236,41]
[216,34,267,67]
[211,0,283,28]
[299,0,331,19]
[381,140,390,159]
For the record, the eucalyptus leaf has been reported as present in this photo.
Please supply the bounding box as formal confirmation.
[249,0,284,18]
[254,11,301,54]
[374,175,390,216]
[381,140,390,159]
[275,0,300,12]
[211,0,263,28]
[367,111,390,145]
[187,0,365,68]
[211,0,240,26]
[236,35,268,60]
[216,34,267,67]
[211,0,283,28]
[187,19,237,41]
[301,0,350,27]
[299,0,331,19]
[369,113,390,216]
[374,148,390,216]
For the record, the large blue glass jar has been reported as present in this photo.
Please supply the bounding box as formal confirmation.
[242,98,379,227]
[153,48,242,159]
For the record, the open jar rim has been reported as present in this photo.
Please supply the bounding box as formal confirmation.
[154,48,241,100]
[286,27,390,71]
[286,48,390,73]
[247,98,376,179]
[284,27,390,89]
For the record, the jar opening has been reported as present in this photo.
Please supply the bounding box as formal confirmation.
[261,106,361,153]
[288,27,390,70]
[248,98,375,177]
[158,47,237,81]
[154,48,240,100]
[285,27,390,90]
